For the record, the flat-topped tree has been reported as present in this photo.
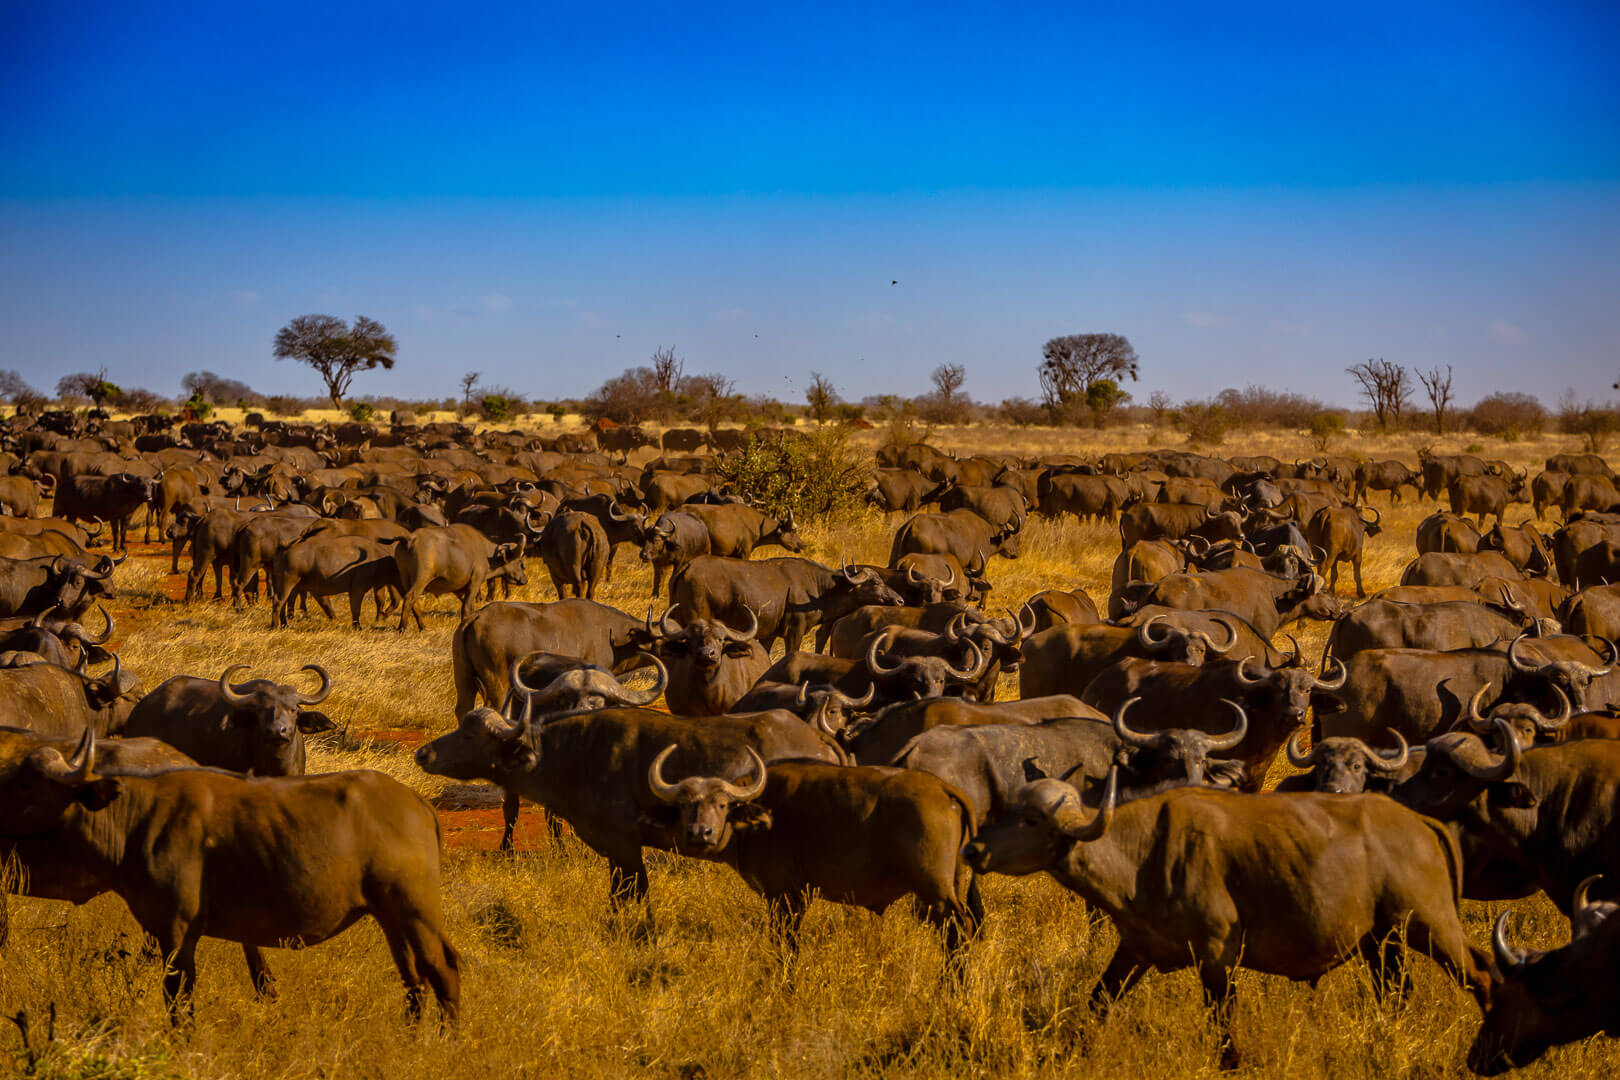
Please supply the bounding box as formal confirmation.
[273,314,397,410]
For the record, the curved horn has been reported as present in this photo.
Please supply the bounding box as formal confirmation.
[1111,697,1163,749]
[945,612,968,641]
[1455,718,1522,781]
[67,724,95,780]
[1137,614,1173,649]
[617,654,669,706]
[1537,684,1573,731]
[1285,727,1319,768]
[905,563,922,585]
[606,500,633,522]
[865,627,904,676]
[945,638,988,681]
[1207,617,1238,655]
[831,684,875,708]
[84,605,114,645]
[1203,699,1249,752]
[647,743,683,803]
[1574,874,1604,918]
[1282,634,1302,667]
[1016,602,1037,638]
[1369,729,1411,772]
[218,664,255,706]
[660,605,682,638]
[718,747,768,801]
[1234,655,1268,685]
[721,605,759,643]
[1508,631,1538,673]
[1053,767,1117,842]
[1463,682,1494,732]
[1585,637,1618,678]
[1492,911,1524,974]
[291,664,331,705]
[1314,656,1348,690]
[1360,505,1381,529]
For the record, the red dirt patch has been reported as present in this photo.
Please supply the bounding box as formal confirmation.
[436,805,565,851]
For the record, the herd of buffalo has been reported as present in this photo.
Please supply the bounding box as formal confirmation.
[3,407,1620,1073]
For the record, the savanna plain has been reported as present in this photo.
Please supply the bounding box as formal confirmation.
[2,419,1614,1080]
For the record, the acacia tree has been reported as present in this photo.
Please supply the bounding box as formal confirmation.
[1417,364,1455,434]
[1038,334,1139,422]
[56,369,121,408]
[0,370,44,412]
[805,372,838,424]
[1346,358,1411,431]
[650,345,684,392]
[272,315,397,409]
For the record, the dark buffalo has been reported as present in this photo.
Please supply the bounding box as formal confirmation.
[964,776,1490,1068]
[0,730,459,1021]
[394,525,527,631]
[122,664,335,775]
[672,556,903,655]
[645,750,978,952]
[451,599,655,715]
[538,511,611,600]
[639,511,711,597]
[889,508,1022,567]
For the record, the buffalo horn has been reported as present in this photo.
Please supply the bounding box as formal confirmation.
[1492,911,1524,974]
[1203,699,1249,752]
[218,664,255,706]
[295,664,331,705]
[1111,697,1163,749]
[719,747,768,801]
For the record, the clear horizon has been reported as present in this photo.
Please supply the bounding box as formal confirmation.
[3,2,1617,410]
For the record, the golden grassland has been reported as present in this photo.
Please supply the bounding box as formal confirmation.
[2,426,1616,1079]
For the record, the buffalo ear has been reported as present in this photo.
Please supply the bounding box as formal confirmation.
[76,777,124,810]
[296,710,335,734]
[728,803,773,833]
[498,741,537,770]
[1488,782,1538,810]
[722,642,756,658]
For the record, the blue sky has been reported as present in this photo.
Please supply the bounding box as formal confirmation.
[2,1,1617,407]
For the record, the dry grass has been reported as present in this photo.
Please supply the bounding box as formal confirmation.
[3,426,1616,1078]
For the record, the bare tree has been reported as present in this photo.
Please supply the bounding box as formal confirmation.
[460,371,482,415]
[272,314,398,409]
[805,372,838,424]
[650,345,684,393]
[930,363,966,406]
[1417,364,1454,434]
[1346,358,1411,431]
[681,372,737,432]
[1147,390,1171,428]
[1038,333,1139,412]
[0,369,43,411]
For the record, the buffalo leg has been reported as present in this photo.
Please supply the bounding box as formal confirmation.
[1087,946,1149,1018]
[157,929,201,1023]
[379,921,428,1019]
[500,789,521,851]
[1352,555,1366,598]
[1197,963,1239,1070]
[242,944,278,1000]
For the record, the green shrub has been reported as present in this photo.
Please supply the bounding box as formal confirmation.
[1172,400,1229,446]
[480,395,514,423]
[348,402,377,423]
[715,424,870,520]
[1307,411,1346,451]
[547,403,567,424]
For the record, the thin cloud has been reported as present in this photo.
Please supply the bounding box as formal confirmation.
[229,289,261,309]
[1183,311,1232,329]
[1489,318,1528,345]
[481,293,512,311]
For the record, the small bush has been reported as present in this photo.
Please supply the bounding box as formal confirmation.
[1308,410,1346,451]
[348,402,377,423]
[1467,393,1545,439]
[265,395,304,417]
[998,397,1047,428]
[715,424,870,520]
[547,403,567,424]
[1172,400,1230,446]
[182,392,213,421]
[1559,397,1620,454]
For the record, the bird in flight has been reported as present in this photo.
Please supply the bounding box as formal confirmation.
[891,280,898,286]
